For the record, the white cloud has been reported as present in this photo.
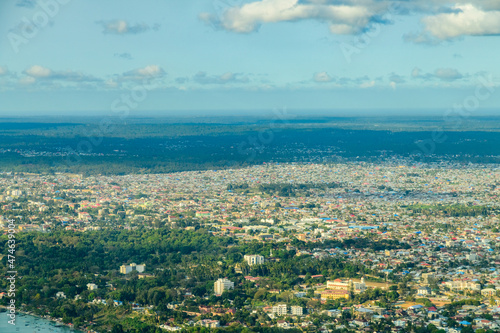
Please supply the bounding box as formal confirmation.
[120,65,166,81]
[422,4,500,40]
[411,67,464,81]
[194,71,249,84]
[360,80,375,88]
[434,68,463,81]
[313,72,333,83]
[200,0,385,34]
[23,65,102,85]
[19,76,36,85]
[0,66,8,76]
[25,65,52,78]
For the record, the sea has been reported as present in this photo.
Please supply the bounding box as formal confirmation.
[0,312,81,333]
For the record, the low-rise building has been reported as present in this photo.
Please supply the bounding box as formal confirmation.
[244,254,265,266]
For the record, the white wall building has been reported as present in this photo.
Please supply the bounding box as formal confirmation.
[214,278,234,295]
[87,283,98,291]
[120,263,146,274]
[244,254,265,266]
[272,304,288,316]
[291,306,303,316]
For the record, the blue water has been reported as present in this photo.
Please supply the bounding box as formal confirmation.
[0,312,81,333]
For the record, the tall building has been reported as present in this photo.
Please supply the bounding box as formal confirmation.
[244,254,265,266]
[120,263,146,274]
[272,304,288,316]
[290,306,303,316]
[214,278,234,295]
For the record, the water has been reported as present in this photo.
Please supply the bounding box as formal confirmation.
[0,312,81,333]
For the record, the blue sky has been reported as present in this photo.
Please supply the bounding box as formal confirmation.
[0,0,499,115]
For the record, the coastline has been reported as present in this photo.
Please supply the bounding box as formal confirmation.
[0,306,86,332]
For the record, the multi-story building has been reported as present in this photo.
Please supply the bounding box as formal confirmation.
[244,254,265,266]
[272,304,288,316]
[290,306,303,316]
[318,290,350,300]
[326,278,366,293]
[87,283,98,290]
[214,278,234,295]
[120,263,146,274]
[444,280,481,291]
[481,288,496,297]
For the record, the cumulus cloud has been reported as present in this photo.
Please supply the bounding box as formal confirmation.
[313,72,333,83]
[23,65,102,83]
[201,0,500,41]
[97,20,159,35]
[0,66,8,76]
[200,0,387,35]
[422,4,500,40]
[25,65,51,78]
[411,67,464,81]
[120,65,166,81]
[434,68,463,81]
[360,80,376,88]
[194,71,249,84]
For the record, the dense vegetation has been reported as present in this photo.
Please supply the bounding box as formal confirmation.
[0,228,410,332]
[1,117,500,175]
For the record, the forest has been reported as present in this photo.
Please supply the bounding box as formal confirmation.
[1,117,500,175]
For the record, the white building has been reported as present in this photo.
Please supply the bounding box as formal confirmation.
[120,263,146,274]
[326,278,366,293]
[244,254,265,266]
[466,253,478,261]
[87,283,98,291]
[291,306,303,316]
[56,291,66,299]
[214,278,234,295]
[417,286,431,296]
[272,304,288,316]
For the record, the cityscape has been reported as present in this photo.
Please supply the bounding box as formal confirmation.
[1,0,500,332]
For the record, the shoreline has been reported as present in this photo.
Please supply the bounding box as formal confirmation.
[0,306,87,332]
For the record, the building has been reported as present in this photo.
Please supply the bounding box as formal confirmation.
[318,290,350,300]
[327,279,350,290]
[56,291,66,299]
[444,280,481,291]
[87,283,98,291]
[481,288,496,297]
[272,304,288,316]
[466,253,478,261]
[244,254,265,266]
[197,319,220,328]
[417,286,431,296]
[277,320,290,329]
[214,278,234,295]
[290,305,303,316]
[120,263,146,274]
[326,278,366,294]
[422,273,435,285]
